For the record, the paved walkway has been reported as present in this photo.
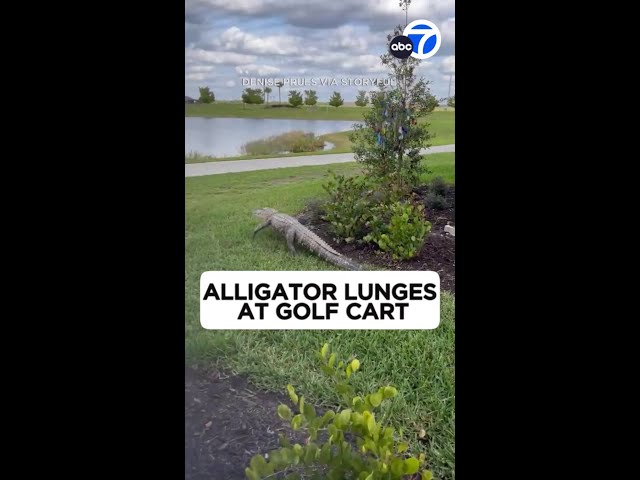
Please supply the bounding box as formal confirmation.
[185,144,455,177]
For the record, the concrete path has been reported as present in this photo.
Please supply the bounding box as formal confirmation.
[185,144,455,177]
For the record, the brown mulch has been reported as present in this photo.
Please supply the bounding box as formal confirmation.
[297,187,455,293]
[185,366,308,480]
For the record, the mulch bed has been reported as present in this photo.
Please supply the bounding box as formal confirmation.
[185,366,309,480]
[297,187,456,293]
[185,366,427,480]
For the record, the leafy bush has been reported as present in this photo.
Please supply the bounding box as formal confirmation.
[364,202,431,260]
[429,177,447,197]
[288,90,304,107]
[304,199,327,223]
[242,131,325,155]
[245,343,433,480]
[242,88,265,105]
[322,172,376,244]
[424,192,446,210]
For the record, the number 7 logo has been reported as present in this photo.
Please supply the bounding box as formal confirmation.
[403,20,442,60]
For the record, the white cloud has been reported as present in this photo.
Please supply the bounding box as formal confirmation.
[212,26,302,55]
[235,64,281,76]
[329,26,368,53]
[185,48,256,65]
[186,73,207,81]
[185,0,455,99]
[441,56,455,74]
[189,0,454,30]
[340,55,387,73]
[186,65,216,73]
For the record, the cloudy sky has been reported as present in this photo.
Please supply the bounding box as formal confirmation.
[185,0,455,102]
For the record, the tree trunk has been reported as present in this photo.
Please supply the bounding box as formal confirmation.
[396,70,408,190]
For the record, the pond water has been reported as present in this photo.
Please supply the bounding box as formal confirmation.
[185,117,360,157]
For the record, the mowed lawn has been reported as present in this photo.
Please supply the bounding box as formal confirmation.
[185,153,455,480]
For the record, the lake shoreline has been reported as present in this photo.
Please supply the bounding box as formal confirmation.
[186,117,359,158]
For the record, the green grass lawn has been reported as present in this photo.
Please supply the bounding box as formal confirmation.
[186,102,372,120]
[185,109,455,164]
[185,153,455,480]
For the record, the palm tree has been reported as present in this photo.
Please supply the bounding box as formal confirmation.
[264,86,272,105]
[275,81,284,104]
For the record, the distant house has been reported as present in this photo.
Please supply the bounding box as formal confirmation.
[185,96,198,104]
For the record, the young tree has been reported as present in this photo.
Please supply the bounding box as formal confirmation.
[264,86,272,104]
[349,22,438,189]
[447,95,455,108]
[304,89,318,106]
[241,88,264,105]
[288,90,303,107]
[198,86,215,104]
[354,90,369,107]
[328,91,344,108]
[400,0,411,27]
[275,81,284,104]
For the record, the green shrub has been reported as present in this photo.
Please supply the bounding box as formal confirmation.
[245,343,434,480]
[424,192,446,210]
[364,202,431,260]
[241,131,325,155]
[322,172,376,244]
[429,177,447,197]
[303,198,328,223]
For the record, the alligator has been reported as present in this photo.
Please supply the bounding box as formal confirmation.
[252,208,361,271]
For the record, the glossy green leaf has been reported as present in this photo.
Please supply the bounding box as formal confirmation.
[320,410,335,425]
[369,392,383,408]
[291,414,304,430]
[249,455,268,475]
[338,408,352,426]
[245,467,259,480]
[287,384,299,405]
[328,353,336,368]
[277,404,292,421]
[303,402,316,421]
[391,458,404,476]
[383,386,398,399]
[404,458,420,475]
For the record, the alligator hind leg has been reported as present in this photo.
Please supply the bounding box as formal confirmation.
[253,221,270,240]
[285,228,297,254]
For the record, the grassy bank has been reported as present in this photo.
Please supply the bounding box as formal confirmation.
[242,131,326,156]
[186,102,371,120]
[185,153,455,479]
[186,102,455,124]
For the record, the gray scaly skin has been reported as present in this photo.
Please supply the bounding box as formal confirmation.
[253,208,361,271]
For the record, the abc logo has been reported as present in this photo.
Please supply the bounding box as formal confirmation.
[389,35,413,59]
[403,20,442,60]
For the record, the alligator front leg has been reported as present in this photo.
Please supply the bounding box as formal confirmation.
[253,221,270,240]
[285,228,297,254]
